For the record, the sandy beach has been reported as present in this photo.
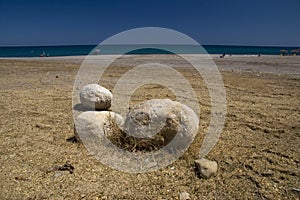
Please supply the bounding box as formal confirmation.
[0,55,299,199]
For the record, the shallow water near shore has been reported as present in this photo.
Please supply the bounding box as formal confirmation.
[1,44,299,57]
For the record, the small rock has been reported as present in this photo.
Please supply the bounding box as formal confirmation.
[195,158,218,178]
[53,172,63,178]
[80,84,112,110]
[14,176,29,181]
[179,191,190,200]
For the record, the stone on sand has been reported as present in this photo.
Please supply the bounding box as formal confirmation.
[79,84,112,110]
[124,99,199,147]
[74,111,124,143]
[179,191,190,200]
[195,158,218,179]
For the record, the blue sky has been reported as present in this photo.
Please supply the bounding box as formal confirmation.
[0,0,299,47]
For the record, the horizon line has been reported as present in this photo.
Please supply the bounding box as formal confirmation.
[0,44,299,48]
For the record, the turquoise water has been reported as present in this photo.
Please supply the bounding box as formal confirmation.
[0,45,299,57]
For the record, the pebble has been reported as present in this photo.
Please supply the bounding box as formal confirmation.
[195,158,218,178]
[179,191,190,200]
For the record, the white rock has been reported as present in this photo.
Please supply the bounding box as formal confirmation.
[179,191,190,200]
[74,111,124,143]
[195,158,218,178]
[79,84,112,110]
[124,99,199,148]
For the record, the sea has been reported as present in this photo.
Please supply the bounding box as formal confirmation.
[0,45,299,57]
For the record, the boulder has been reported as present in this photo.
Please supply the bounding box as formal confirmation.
[73,100,199,172]
[74,111,124,143]
[79,84,112,110]
[195,158,218,178]
[123,99,199,149]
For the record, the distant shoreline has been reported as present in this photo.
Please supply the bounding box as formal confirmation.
[1,54,299,77]
[0,45,299,57]
[0,54,290,62]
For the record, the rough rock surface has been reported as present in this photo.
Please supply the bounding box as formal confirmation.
[79,84,112,110]
[74,111,124,143]
[195,158,218,179]
[123,99,199,148]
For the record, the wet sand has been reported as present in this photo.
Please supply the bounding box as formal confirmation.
[0,55,299,199]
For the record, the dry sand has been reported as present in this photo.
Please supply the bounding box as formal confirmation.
[0,55,299,199]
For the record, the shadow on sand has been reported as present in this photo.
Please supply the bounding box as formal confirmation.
[73,103,110,112]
